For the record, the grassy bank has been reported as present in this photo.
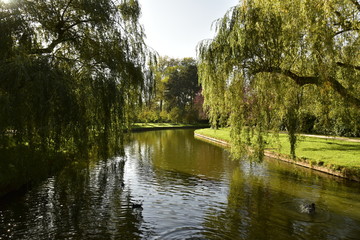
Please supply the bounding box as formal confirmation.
[195,128,360,181]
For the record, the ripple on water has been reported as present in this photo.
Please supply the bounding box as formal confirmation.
[280,199,331,223]
[153,226,235,240]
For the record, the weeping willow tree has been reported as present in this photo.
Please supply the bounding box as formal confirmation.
[198,0,360,159]
[0,0,153,158]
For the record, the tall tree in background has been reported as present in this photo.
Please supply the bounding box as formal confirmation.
[165,58,199,111]
[0,0,151,156]
[152,56,180,112]
[164,58,200,123]
[139,57,201,123]
[198,0,360,159]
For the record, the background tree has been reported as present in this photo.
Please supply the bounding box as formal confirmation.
[138,57,202,123]
[198,0,360,159]
[164,58,200,123]
[164,58,199,109]
[153,56,180,112]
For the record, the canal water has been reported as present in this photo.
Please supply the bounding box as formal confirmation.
[0,129,359,239]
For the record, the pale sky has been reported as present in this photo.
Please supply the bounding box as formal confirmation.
[138,0,238,59]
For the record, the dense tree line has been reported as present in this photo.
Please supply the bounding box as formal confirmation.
[198,0,360,159]
[138,57,203,123]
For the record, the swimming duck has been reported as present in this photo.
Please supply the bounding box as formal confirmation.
[300,203,315,214]
[132,202,143,209]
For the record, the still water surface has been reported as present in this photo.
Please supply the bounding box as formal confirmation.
[1,129,360,239]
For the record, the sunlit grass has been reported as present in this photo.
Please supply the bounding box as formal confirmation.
[271,134,360,168]
[195,128,360,170]
[195,128,231,142]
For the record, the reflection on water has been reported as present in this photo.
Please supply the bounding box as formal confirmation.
[0,129,360,239]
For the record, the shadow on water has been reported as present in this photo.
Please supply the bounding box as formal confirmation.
[0,156,144,240]
[0,131,125,198]
[0,146,70,198]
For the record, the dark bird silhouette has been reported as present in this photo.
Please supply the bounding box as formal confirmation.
[300,203,315,214]
[132,202,143,209]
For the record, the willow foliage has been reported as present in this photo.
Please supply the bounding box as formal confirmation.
[0,0,152,157]
[198,0,360,159]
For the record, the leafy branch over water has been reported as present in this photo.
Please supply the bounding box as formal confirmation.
[0,0,153,195]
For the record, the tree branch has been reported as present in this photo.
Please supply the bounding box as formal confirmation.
[327,76,360,107]
[62,19,93,33]
[334,28,360,36]
[350,0,360,12]
[61,0,74,21]
[333,7,359,36]
[29,38,73,54]
[29,19,92,55]
[254,67,319,86]
[336,62,360,71]
[254,67,360,107]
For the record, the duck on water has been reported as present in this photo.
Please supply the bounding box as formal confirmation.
[300,203,316,214]
[132,201,143,209]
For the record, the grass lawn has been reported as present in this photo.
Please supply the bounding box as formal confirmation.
[195,128,360,170]
[272,134,360,168]
[195,128,232,142]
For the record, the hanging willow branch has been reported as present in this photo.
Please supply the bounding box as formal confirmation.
[198,0,360,159]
